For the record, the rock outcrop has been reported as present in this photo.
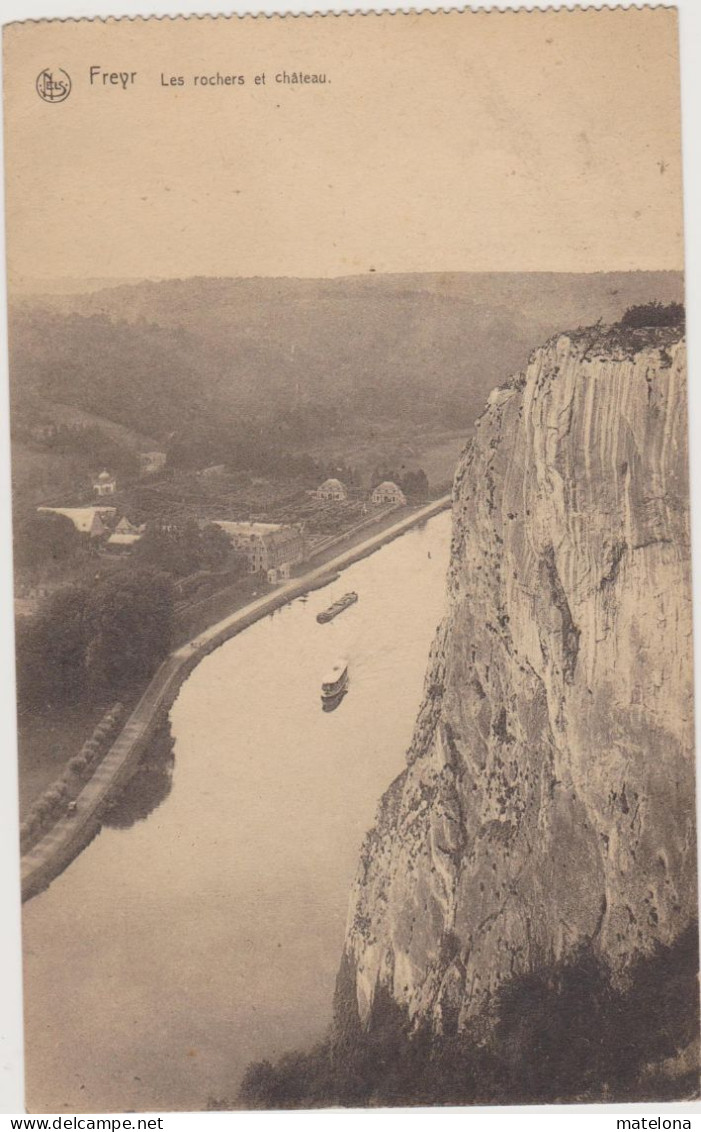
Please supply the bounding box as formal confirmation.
[344,324,695,1035]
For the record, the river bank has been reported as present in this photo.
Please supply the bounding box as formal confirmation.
[20,494,451,902]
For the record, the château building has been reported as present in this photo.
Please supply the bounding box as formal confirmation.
[213,520,306,575]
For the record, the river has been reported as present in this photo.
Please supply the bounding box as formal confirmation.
[21,511,451,1113]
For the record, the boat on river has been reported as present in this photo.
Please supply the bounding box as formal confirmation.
[316,591,358,624]
[321,659,349,704]
[322,688,347,713]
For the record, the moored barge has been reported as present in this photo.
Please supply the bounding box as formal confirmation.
[316,591,358,624]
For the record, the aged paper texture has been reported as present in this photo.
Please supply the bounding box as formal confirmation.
[3,5,697,1113]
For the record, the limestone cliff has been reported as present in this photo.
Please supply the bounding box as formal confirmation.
[344,324,695,1034]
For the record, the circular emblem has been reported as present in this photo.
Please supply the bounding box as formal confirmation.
[36,68,72,104]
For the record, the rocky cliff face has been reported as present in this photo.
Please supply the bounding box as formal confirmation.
[344,325,695,1035]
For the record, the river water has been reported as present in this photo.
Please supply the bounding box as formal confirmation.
[22,512,451,1113]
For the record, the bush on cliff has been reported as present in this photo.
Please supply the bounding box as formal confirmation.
[236,924,699,1108]
[620,302,685,329]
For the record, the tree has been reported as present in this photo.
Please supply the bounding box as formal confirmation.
[369,467,429,500]
[199,523,232,571]
[15,584,89,710]
[133,524,178,574]
[14,512,85,573]
[83,568,175,690]
[401,468,429,502]
[134,519,234,577]
[370,467,401,491]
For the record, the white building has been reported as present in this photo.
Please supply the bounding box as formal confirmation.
[106,532,142,552]
[106,518,146,552]
[371,481,406,507]
[93,470,117,497]
[313,478,348,502]
[267,562,292,584]
[114,516,139,535]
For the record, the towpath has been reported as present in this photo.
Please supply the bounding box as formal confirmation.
[21,495,451,900]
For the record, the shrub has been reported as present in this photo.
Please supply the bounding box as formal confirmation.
[237,923,699,1107]
[620,301,685,329]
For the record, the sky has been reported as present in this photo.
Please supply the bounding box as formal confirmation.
[3,6,684,288]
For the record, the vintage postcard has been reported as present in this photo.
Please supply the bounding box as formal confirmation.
[2,4,697,1114]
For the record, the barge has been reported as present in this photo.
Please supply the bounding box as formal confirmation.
[316,591,358,624]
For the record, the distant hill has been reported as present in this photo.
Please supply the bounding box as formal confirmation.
[10,271,684,483]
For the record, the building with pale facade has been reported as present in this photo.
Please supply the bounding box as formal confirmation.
[371,481,406,506]
[93,470,117,497]
[313,478,348,502]
[213,521,306,575]
[105,516,145,552]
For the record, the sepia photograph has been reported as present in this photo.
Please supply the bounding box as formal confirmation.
[1,2,698,1116]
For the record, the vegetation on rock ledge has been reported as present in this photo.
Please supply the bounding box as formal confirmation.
[231,924,699,1109]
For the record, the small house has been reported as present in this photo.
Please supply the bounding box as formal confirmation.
[314,478,348,502]
[93,470,117,497]
[106,532,142,553]
[371,481,406,507]
[267,562,292,585]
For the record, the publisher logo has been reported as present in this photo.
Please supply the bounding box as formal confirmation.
[36,68,72,104]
